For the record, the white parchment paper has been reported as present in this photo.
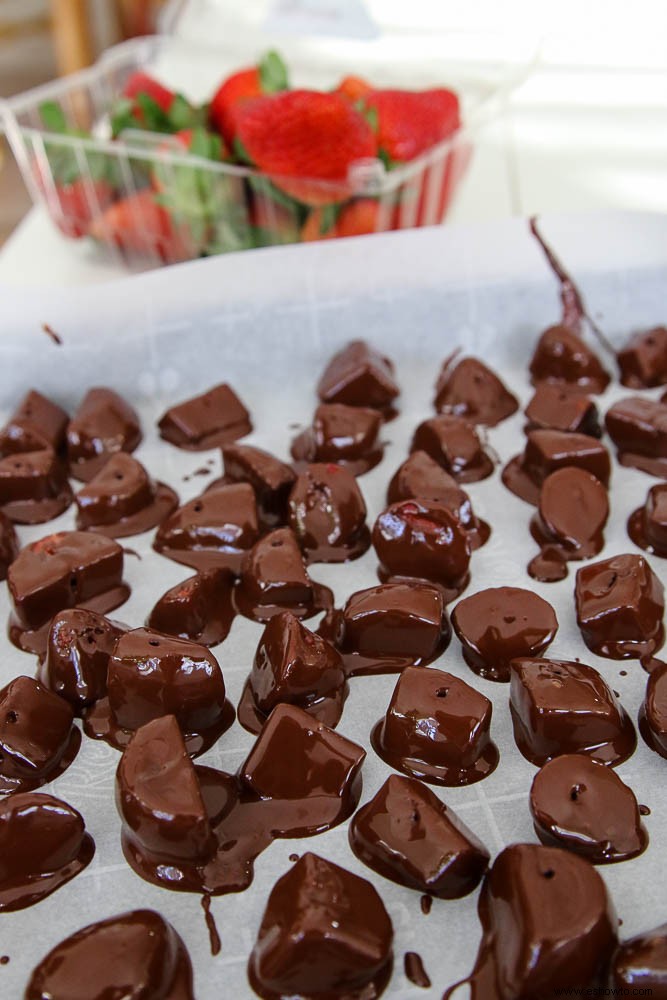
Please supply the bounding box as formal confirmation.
[0,211,666,998]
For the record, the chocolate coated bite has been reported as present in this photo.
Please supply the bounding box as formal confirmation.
[147,568,235,646]
[451,586,558,682]
[84,626,234,754]
[618,326,667,388]
[611,923,667,994]
[509,658,636,767]
[158,382,252,450]
[443,843,617,999]
[502,429,611,506]
[371,665,499,786]
[0,511,19,580]
[525,383,601,437]
[0,389,68,456]
[0,448,72,524]
[410,414,494,483]
[529,324,610,393]
[0,792,94,911]
[38,608,126,712]
[316,338,399,413]
[350,774,489,898]
[433,355,518,426]
[575,553,665,661]
[221,443,295,528]
[639,661,667,759]
[248,852,393,1000]
[628,483,667,557]
[530,754,647,864]
[288,462,370,563]
[25,909,195,1000]
[606,396,667,476]
[66,387,141,482]
[75,452,178,537]
[290,403,383,476]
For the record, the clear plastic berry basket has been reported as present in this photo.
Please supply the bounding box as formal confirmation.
[1,31,537,269]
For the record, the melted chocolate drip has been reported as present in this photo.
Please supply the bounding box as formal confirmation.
[291,403,384,476]
[75,452,178,538]
[41,322,62,345]
[420,894,432,915]
[201,893,222,957]
[529,467,608,580]
[158,383,252,450]
[404,952,431,989]
[147,568,236,647]
[433,355,518,427]
[410,415,494,483]
[67,388,142,482]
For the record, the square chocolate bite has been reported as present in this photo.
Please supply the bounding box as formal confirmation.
[341,582,447,661]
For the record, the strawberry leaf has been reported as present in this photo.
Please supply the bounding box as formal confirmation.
[233,136,254,165]
[318,202,341,235]
[167,94,194,131]
[259,50,289,94]
[354,100,378,133]
[378,148,398,171]
[39,101,68,134]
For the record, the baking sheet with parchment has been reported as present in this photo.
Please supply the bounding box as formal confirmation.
[1,211,666,999]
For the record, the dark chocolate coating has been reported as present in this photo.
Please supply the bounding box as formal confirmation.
[528,467,609,579]
[158,382,252,450]
[443,843,617,999]
[410,415,494,483]
[0,792,94,911]
[39,608,126,712]
[84,626,234,754]
[153,482,259,572]
[618,326,667,388]
[433,355,518,426]
[371,665,499,786]
[222,443,295,528]
[606,396,667,476]
[25,909,195,1000]
[372,499,471,599]
[316,339,399,412]
[288,462,370,563]
[66,387,142,482]
[575,553,665,660]
[451,586,558,682]
[290,403,383,476]
[0,675,80,793]
[0,511,19,581]
[349,773,489,898]
[509,657,637,766]
[524,383,601,437]
[248,852,393,1000]
[75,452,178,537]
[502,429,611,506]
[530,753,647,863]
[0,448,73,524]
[147,568,235,646]
[529,324,610,392]
[611,922,667,994]
[628,483,667,556]
[639,661,667,759]
[0,389,68,456]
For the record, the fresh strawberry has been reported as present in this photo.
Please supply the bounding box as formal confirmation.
[210,51,288,147]
[123,71,175,113]
[300,205,339,243]
[336,198,382,237]
[363,88,460,163]
[334,75,372,102]
[110,77,200,138]
[48,178,116,239]
[236,90,377,206]
[301,198,396,242]
[89,189,196,264]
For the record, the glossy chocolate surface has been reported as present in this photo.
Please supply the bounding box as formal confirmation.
[38,608,125,712]
[386,451,489,550]
[443,843,617,999]
[451,586,558,682]
[509,657,637,766]
[288,462,370,563]
[0,448,72,524]
[0,512,19,581]
[575,553,665,660]
[433,355,518,426]
[147,568,235,646]
[291,403,384,476]
[530,754,647,863]
[372,499,470,600]
[502,429,611,506]
[75,452,178,537]
[410,415,494,483]
[222,443,295,528]
[0,792,94,911]
[606,396,667,476]
[158,382,252,450]
[25,909,195,1000]
[372,665,499,786]
[233,527,333,623]
[66,387,142,482]
[611,923,667,994]
[248,852,393,1000]
[639,661,667,759]
[7,530,129,655]
[349,773,489,898]
[238,612,347,733]
[628,483,667,557]
[618,326,667,388]
[153,482,259,571]
[529,324,610,393]
[524,383,601,437]
[0,389,68,456]
[84,626,234,754]
[316,339,399,413]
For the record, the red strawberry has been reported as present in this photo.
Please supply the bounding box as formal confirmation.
[40,176,115,239]
[89,190,196,264]
[301,198,397,242]
[335,75,372,102]
[364,88,460,163]
[123,71,175,113]
[210,51,288,147]
[236,90,377,206]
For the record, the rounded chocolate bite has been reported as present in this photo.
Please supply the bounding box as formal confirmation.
[371,666,499,786]
[25,909,195,1000]
[147,568,235,647]
[0,792,94,911]
[291,403,384,476]
[502,429,611,506]
[611,923,667,993]
[532,467,608,558]
[317,339,400,413]
[75,452,178,538]
[0,448,72,524]
[433,355,518,427]
[529,324,611,393]
[372,499,471,600]
[157,382,252,450]
[529,754,647,863]
[509,658,637,767]
[0,511,19,581]
[221,443,295,528]
[628,483,667,557]
[248,852,393,1000]
[524,383,601,437]
[605,396,667,477]
[617,326,667,388]
[0,389,68,457]
[451,586,558,682]
[410,414,494,483]
[83,627,234,755]
[349,773,489,898]
[67,387,142,482]
[639,661,667,759]
[575,553,665,661]
[288,462,370,563]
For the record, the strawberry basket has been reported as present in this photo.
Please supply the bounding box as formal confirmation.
[1,31,537,269]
